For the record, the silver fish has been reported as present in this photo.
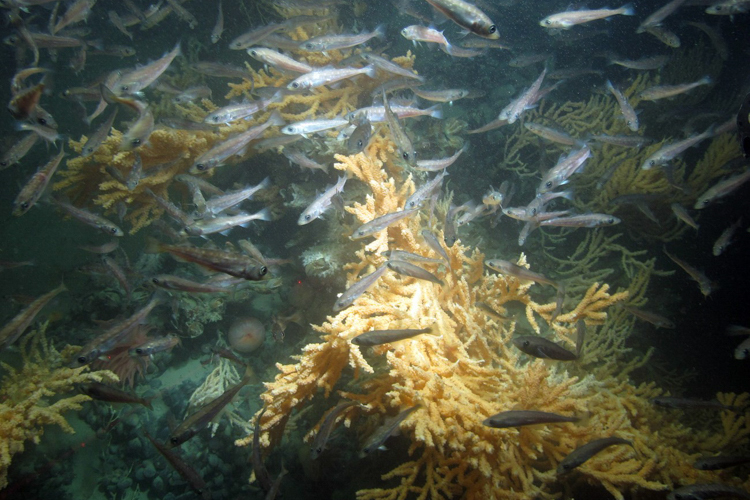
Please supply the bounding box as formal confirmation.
[713,218,742,256]
[387,260,442,285]
[414,145,466,171]
[639,76,712,101]
[246,47,312,73]
[299,26,385,52]
[425,0,498,39]
[51,198,124,236]
[13,149,65,216]
[485,259,559,288]
[114,42,180,95]
[204,177,271,215]
[211,0,224,43]
[333,264,388,311]
[483,410,579,429]
[360,405,421,456]
[513,336,577,360]
[298,176,347,225]
[383,89,417,165]
[310,401,358,460]
[541,4,635,29]
[351,327,434,347]
[606,80,639,132]
[287,65,376,90]
[352,209,418,240]
[405,171,447,210]
[557,437,633,475]
[694,169,750,208]
[537,145,591,194]
[667,483,750,500]
[184,209,272,236]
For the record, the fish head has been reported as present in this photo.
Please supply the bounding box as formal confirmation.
[300,40,319,51]
[101,223,124,237]
[70,348,99,368]
[287,78,308,91]
[12,198,32,216]
[473,21,499,40]
[298,207,318,225]
[735,345,749,360]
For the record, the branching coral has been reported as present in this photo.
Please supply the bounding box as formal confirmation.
[0,323,118,489]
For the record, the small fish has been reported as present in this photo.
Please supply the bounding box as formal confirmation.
[639,77,712,101]
[539,213,621,228]
[281,118,350,137]
[172,86,212,105]
[425,0,498,39]
[310,401,358,459]
[0,282,67,351]
[8,82,44,121]
[347,119,372,153]
[513,335,577,361]
[108,10,133,40]
[667,483,750,500]
[524,122,583,146]
[251,408,273,493]
[608,55,669,70]
[421,229,451,265]
[81,108,118,158]
[348,103,442,123]
[663,247,716,297]
[13,149,65,216]
[387,260,443,285]
[298,176,347,225]
[537,145,591,194]
[150,275,233,294]
[51,198,123,236]
[485,259,559,288]
[192,61,252,80]
[170,371,253,447]
[642,126,714,170]
[541,4,635,29]
[606,80,639,132]
[144,432,211,500]
[145,239,268,281]
[695,169,750,209]
[400,25,450,46]
[361,52,424,81]
[621,305,675,329]
[0,133,39,170]
[299,26,385,52]
[405,171,447,210]
[670,203,699,231]
[352,209,418,240]
[651,397,740,411]
[734,336,750,360]
[71,296,162,367]
[247,47,311,73]
[693,455,750,470]
[16,122,60,143]
[164,0,198,29]
[557,437,633,475]
[203,95,281,125]
[713,218,742,256]
[381,250,442,265]
[333,264,389,311]
[475,301,508,321]
[413,88,471,103]
[204,177,270,215]
[415,145,466,172]
[287,65,376,90]
[483,410,579,429]
[383,89,417,165]
[644,24,681,48]
[114,42,180,95]
[52,0,96,34]
[79,382,152,409]
[499,68,547,124]
[229,23,285,50]
[637,0,687,33]
[360,405,421,456]
[184,209,272,237]
[351,327,434,347]
[211,0,224,43]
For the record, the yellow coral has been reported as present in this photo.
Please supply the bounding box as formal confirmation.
[0,323,118,489]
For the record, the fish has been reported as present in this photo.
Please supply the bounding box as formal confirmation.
[693,455,750,470]
[589,134,652,149]
[512,335,577,361]
[0,282,67,351]
[667,483,750,500]
[499,68,546,124]
[184,209,272,237]
[424,0,499,39]
[287,65,376,90]
[651,397,740,412]
[169,370,252,447]
[13,149,65,216]
[298,176,347,225]
[8,82,44,120]
[694,169,750,208]
[251,408,273,493]
[50,198,124,236]
[539,214,621,228]
[352,209,419,240]
[299,26,385,52]
[247,47,312,73]
[557,437,634,475]
[100,85,154,150]
[713,218,742,256]
[637,0,687,33]
[52,0,95,34]
[203,95,281,125]
[414,145,466,172]
[620,305,675,329]
[541,4,635,29]
[164,0,198,29]
[144,432,211,500]
[150,275,233,294]
[663,247,716,297]
[405,171,447,210]
[483,410,579,428]
[16,122,60,143]
[383,89,417,165]
[606,80,639,132]
[229,23,286,50]
[0,133,39,170]
[381,250,443,265]
[190,111,284,172]
[524,122,583,146]
[145,239,269,281]
[71,296,162,367]
[347,119,372,153]
[421,229,451,265]
[211,0,224,43]
[537,145,591,194]
[351,327,434,347]
[283,149,328,173]
[413,88,471,103]
[361,53,424,81]
[192,61,252,80]
[114,42,180,95]
[333,264,389,311]
[348,103,443,122]
[639,77,712,101]
[644,24,681,48]
[684,22,728,60]
[734,336,750,360]
[79,240,119,254]
[401,25,450,46]
[108,10,133,40]
[607,55,669,70]
[204,177,270,215]
[360,405,421,456]
[387,260,443,285]
[707,0,750,15]
[670,203,699,231]
[172,86,212,105]
[485,259,559,288]
[81,108,118,158]
[79,382,153,409]
[310,401,358,459]
[143,189,195,227]
[641,126,714,170]
[281,118,350,137]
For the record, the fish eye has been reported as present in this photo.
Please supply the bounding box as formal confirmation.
[196,163,206,171]
[545,20,551,25]
[109,227,118,234]
[545,181,552,188]
[152,278,160,284]
[743,349,749,357]
[77,356,87,364]
[21,202,29,210]
[402,152,409,160]
[648,160,655,167]
[522,340,530,347]
[357,139,364,148]
[120,85,129,92]
[170,437,179,444]
[131,138,141,147]
[250,50,257,56]
[304,214,312,221]
[135,348,144,355]
[0,161,7,167]
[489,25,497,34]
[259,266,268,276]
[304,43,313,50]
[291,82,299,88]
[85,147,93,154]
[37,117,47,125]
[530,208,537,216]
[608,218,615,224]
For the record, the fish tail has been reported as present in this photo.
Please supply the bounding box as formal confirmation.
[253,207,273,222]
[427,104,443,119]
[363,65,377,79]
[620,3,636,16]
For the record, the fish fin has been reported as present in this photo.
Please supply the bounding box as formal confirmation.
[253,208,273,222]
[620,3,636,16]
[427,104,443,119]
